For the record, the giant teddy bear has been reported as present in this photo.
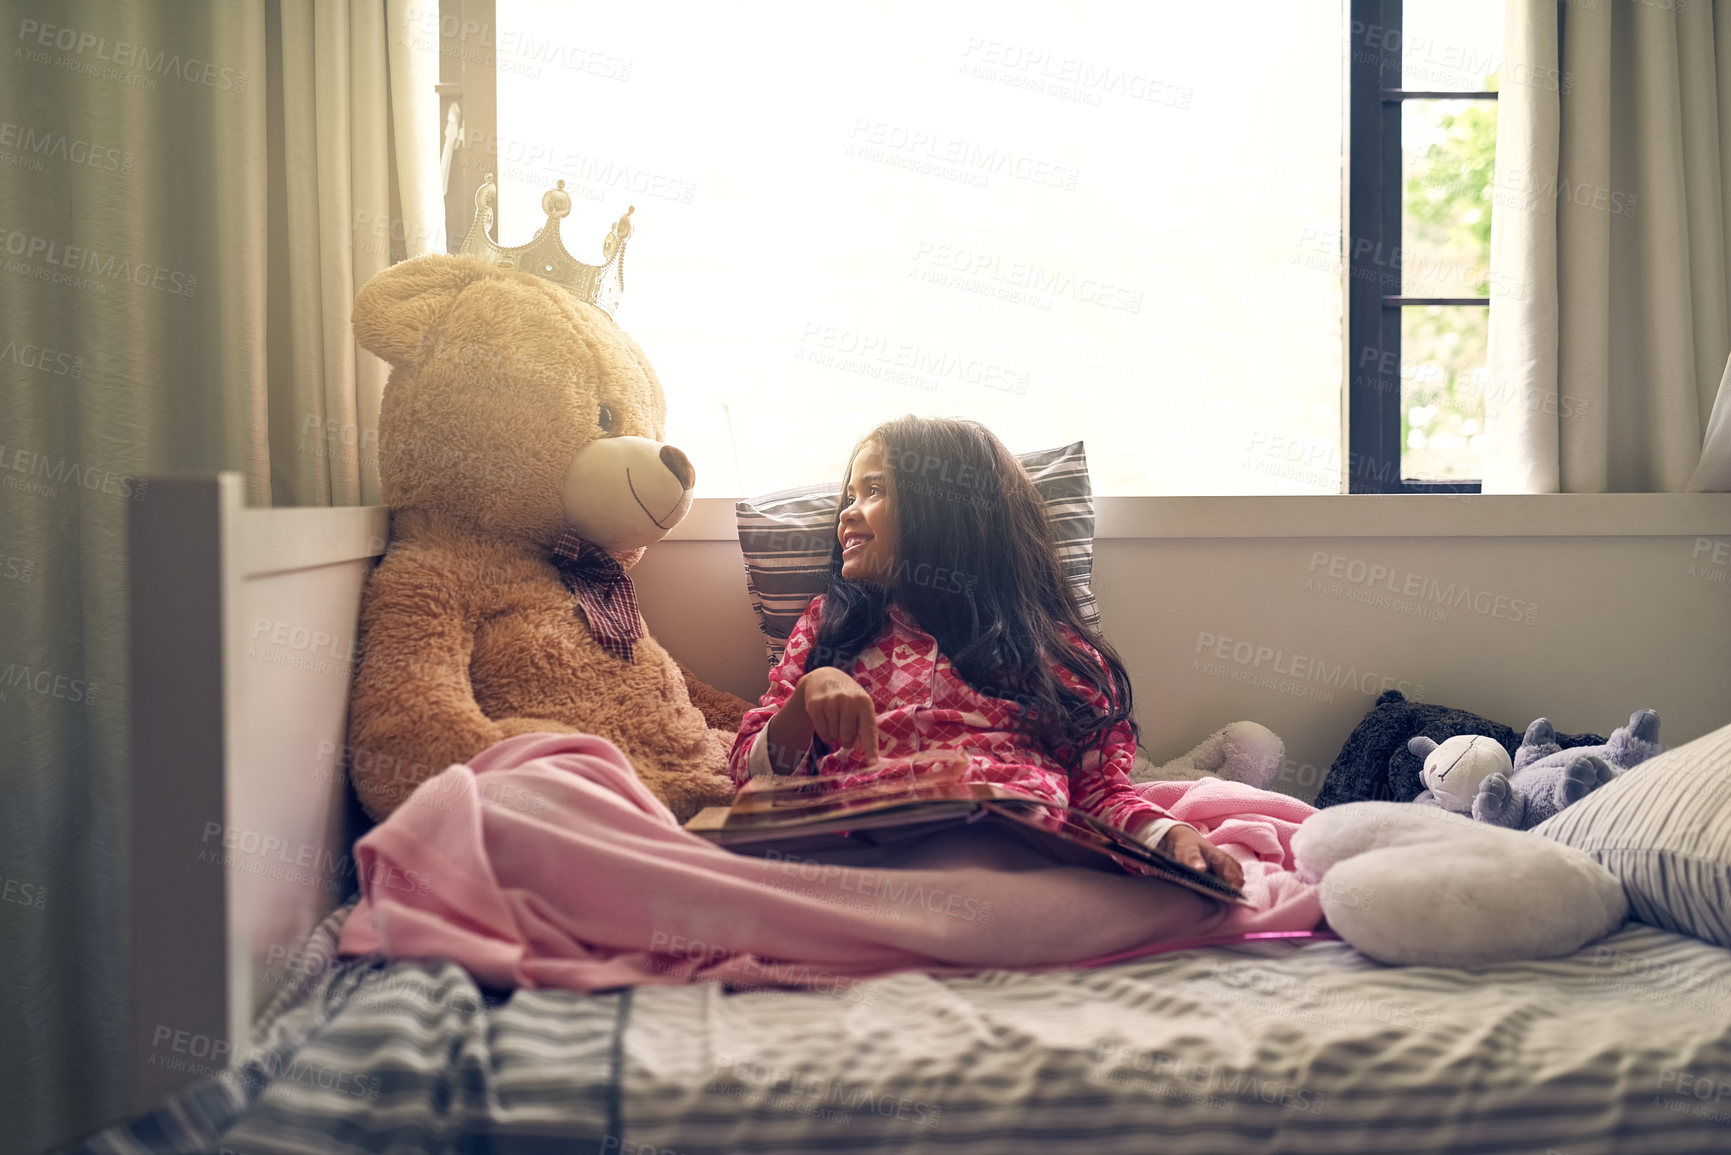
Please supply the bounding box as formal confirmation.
[344,219,747,823]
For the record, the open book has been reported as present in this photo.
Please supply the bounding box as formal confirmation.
[685,760,1248,906]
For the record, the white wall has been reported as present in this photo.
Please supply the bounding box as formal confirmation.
[633,495,1731,803]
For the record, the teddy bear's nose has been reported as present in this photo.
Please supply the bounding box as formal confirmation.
[660,444,696,490]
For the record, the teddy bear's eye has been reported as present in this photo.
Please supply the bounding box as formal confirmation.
[597,404,615,433]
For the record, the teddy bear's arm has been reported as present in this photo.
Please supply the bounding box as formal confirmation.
[345,549,571,820]
[673,657,751,735]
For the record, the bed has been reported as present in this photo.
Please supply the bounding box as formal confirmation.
[88,472,1731,1154]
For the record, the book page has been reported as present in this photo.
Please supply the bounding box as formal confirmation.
[728,758,1034,826]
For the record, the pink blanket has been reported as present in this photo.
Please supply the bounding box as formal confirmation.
[337,734,1324,993]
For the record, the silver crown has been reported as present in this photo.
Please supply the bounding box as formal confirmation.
[456,174,634,317]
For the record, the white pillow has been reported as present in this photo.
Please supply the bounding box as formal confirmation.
[1293,802,1627,967]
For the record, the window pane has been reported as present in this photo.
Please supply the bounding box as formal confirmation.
[1400,304,1486,481]
[1401,0,1502,92]
[493,0,1341,497]
[1401,97,1494,298]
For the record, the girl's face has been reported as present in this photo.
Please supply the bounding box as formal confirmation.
[839,442,899,585]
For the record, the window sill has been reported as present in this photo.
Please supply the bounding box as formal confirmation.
[663,493,1731,541]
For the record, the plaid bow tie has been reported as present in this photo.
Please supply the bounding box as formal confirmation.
[549,529,644,662]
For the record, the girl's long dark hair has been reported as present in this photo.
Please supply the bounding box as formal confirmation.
[806,416,1138,772]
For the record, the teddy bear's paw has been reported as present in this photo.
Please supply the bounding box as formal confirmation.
[1559,754,1614,802]
[1514,718,1560,770]
[1472,773,1521,827]
[1605,711,1663,770]
[663,772,739,825]
[696,771,739,807]
[1628,709,1660,743]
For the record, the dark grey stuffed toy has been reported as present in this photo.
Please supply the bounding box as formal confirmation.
[1314,690,1605,808]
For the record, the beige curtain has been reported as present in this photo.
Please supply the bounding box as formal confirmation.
[1487,0,1731,492]
[270,0,443,507]
[0,1,439,1148]
[1695,353,1731,488]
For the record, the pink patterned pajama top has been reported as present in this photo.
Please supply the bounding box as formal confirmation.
[728,595,1188,846]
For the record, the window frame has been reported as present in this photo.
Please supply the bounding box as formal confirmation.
[1346,0,1494,494]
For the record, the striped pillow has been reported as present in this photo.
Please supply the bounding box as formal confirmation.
[735,441,1099,665]
[1535,720,1731,948]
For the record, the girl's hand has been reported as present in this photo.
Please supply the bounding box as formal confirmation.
[1153,826,1244,890]
[795,668,879,760]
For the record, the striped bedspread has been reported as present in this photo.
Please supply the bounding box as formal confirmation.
[73,902,1731,1155]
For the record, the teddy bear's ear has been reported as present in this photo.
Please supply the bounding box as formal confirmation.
[1407,736,1438,757]
[352,254,496,367]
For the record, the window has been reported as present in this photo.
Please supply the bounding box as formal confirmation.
[1347,0,1502,493]
[453,0,1345,498]
[443,3,1504,499]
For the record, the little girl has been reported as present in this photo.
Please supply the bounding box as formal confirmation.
[729,416,1242,888]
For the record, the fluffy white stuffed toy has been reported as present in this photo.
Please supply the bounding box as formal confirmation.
[1130,721,1286,790]
[1292,801,1628,967]
[1407,734,1512,814]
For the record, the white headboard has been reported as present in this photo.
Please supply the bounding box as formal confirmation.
[128,473,388,1111]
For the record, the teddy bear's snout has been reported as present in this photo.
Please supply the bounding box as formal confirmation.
[560,435,697,549]
[660,444,695,490]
